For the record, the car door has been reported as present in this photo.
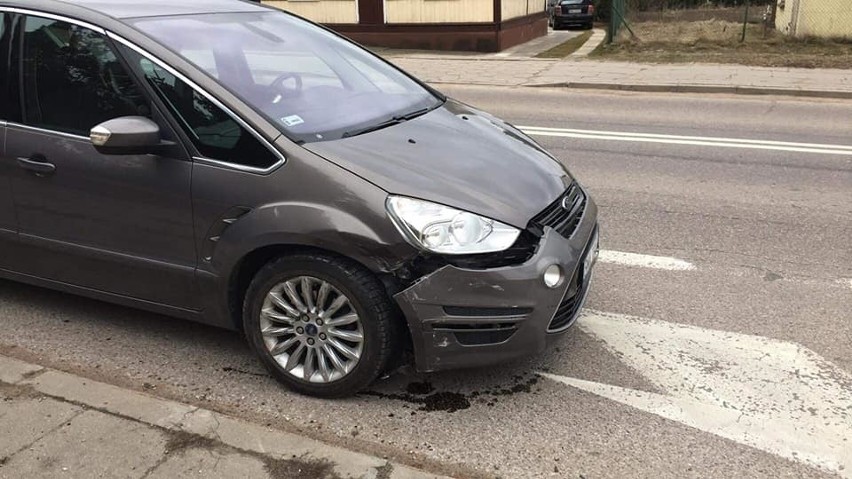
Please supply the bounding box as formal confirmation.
[3,12,199,310]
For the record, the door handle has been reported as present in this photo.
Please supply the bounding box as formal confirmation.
[17,157,56,177]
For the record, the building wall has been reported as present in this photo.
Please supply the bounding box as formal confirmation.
[264,0,359,24]
[776,0,852,38]
[263,0,548,51]
[384,0,493,23]
[502,0,544,21]
[774,0,794,34]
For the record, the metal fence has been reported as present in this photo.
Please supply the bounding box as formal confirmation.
[608,0,628,41]
[607,0,782,44]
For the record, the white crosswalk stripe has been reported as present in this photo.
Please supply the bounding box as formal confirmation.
[541,310,852,478]
[598,250,696,271]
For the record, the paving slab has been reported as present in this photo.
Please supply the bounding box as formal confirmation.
[1,410,166,479]
[0,355,43,384]
[572,29,607,57]
[1,355,450,479]
[0,393,82,458]
[147,448,270,479]
[495,29,582,58]
[389,54,852,99]
[26,369,197,430]
[182,408,390,479]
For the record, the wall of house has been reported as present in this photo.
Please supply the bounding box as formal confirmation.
[264,0,359,24]
[384,0,493,23]
[262,0,548,51]
[774,0,795,35]
[775,0,852,38]
[502,0,545,21]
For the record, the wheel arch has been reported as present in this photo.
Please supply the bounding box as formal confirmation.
[225,243,409,337]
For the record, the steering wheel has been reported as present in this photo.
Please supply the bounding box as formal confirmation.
[269,72,303,103]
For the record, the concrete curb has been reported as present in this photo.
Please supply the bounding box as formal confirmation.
[521,81,852,100]
[0,355,450,479]
[571,29,607,57]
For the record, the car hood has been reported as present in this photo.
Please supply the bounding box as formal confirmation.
[304,100,573,228]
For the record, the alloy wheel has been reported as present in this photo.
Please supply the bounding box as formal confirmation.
[260,276,365,383]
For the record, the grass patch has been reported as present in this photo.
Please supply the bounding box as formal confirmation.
[592,19,852,68]
[536,31,594,58]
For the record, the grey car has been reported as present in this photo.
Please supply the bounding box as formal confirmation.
[0,0,599,397]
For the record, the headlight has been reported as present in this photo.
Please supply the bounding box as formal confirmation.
[386,196,520,255]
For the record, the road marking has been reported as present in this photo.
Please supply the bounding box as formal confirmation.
[837,278,852,290]
[540,311,852,478]
[598,250,696,271]
[520,126,852,156]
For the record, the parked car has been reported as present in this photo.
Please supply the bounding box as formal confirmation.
[550,0,596,30]
[0,0,599,397]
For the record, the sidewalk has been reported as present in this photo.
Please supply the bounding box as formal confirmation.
[386,54,852,99]
[0,355,448,479]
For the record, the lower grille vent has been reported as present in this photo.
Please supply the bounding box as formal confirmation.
[433,322,518,346]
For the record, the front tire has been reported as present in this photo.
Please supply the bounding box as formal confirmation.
[243,253,396,398]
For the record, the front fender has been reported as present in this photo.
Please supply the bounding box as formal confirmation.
[189,146,417,330]
[214,201,416,275]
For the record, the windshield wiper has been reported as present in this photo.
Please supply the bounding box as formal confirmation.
[342,107,431,138]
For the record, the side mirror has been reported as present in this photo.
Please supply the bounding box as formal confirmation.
[90,116,168,155]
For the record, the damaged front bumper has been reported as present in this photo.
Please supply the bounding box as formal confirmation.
[394,198,599,373]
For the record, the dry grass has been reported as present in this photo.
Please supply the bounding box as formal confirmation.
[592,19,852,68]
[536,31,594,58]
[632,6,749,23]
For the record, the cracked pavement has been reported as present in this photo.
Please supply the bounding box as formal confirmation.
[0,357,444,479]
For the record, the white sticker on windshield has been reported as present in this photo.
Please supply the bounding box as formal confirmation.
[280,115,304,127]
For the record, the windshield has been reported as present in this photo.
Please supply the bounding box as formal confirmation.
[131,12,442,143]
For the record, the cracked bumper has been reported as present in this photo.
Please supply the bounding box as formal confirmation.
[394,198,599,373]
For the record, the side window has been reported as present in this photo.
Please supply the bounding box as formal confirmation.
[123,47,279,170]
[0,12,7,120]
[0,12,20,123]
[21,16,148,136]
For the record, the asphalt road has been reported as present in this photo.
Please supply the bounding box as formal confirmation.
[1,87,850,479]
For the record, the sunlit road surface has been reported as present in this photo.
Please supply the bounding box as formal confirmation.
[1,87,850,479]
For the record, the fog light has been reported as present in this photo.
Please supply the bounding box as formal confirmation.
[543,264,563,288]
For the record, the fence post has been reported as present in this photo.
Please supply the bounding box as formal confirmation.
[740,0,750,42]
[607,0,616,43]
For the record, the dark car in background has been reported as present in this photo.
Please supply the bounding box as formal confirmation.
[0,0,599,398]
[550,0,596,29]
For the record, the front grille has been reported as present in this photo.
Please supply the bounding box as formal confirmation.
[442,306,533,317]
[529,182,586,239]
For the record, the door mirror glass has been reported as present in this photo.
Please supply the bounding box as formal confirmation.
[90,116,162,154]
